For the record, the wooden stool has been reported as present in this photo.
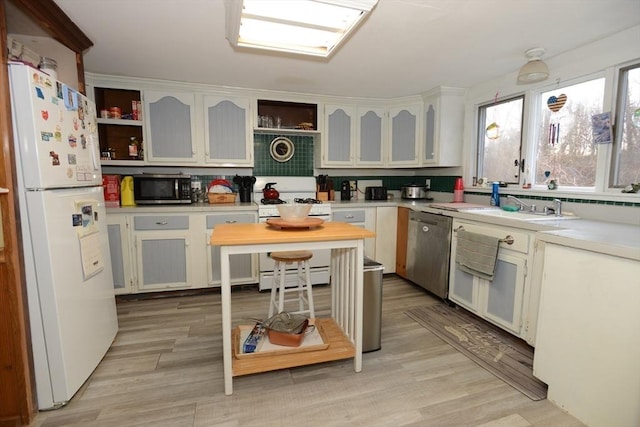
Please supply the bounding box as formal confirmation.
[268,250,315,318]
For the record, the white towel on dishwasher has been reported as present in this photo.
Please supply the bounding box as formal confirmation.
[455,230,500,281]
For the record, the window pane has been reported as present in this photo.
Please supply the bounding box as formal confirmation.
[536,78,605,187]
[477,97,523,184]
[612,65,640,187]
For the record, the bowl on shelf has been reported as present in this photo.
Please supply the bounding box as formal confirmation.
[277,204,311,222]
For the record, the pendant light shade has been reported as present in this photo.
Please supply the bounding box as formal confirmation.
[517,48,549,84]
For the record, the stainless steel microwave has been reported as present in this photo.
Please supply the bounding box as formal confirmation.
[133,174,192,204]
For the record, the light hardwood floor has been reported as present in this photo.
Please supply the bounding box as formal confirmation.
[30,276,583,427]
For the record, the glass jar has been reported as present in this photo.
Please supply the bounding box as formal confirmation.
[38,57,58,80]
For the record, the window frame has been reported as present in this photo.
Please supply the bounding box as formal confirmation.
[475,94,525,185]
[526,72,609,192]
[609,61,640,189]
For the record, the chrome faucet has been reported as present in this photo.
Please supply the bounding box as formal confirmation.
[544,198,563,217]
[506,195,536,212]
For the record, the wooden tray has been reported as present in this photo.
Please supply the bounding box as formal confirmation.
[231,318,355,377]
[266,217,324,229]
[233,320,329,359]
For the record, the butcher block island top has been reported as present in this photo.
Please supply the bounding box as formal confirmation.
[210,221,376,246]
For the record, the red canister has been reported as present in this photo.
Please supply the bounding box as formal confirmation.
[453,177,464,202]
[103,175,121,207]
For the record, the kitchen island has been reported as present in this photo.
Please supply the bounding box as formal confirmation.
[210,221,375,395]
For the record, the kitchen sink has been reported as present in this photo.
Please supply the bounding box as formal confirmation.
[462,208,579,221]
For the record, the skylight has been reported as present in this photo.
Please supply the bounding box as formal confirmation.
[225,0,378,58]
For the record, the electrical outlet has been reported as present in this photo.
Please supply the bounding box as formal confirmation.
[349,180,356,190]
[425,179,431,189]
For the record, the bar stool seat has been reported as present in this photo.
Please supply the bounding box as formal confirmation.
[269,250,315,318]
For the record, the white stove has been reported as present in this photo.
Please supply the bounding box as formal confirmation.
[254,177,332,290]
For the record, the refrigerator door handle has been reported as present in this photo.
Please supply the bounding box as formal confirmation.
[88,136,100,171]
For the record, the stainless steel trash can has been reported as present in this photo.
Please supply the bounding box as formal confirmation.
[363,257,384,352]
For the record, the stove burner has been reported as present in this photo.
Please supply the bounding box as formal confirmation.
[261,198,285,205]
[294,198,323,204]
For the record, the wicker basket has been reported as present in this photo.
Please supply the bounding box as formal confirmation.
[208,193,237,204]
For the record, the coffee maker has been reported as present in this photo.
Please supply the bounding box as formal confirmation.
[340,180,351,200]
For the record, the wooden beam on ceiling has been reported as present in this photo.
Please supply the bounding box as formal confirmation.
[8,0,93,52]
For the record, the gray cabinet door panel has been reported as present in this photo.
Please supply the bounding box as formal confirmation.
[107,223,125,290]
[327,108,352,162]
[140,238,188,286]
[149,96,193,158]
[391,109,416,161]
[424,104,435,162]
[208,100,247,160]
[360,110,383,162]
[452,265,475,307]
[485,259,517,324]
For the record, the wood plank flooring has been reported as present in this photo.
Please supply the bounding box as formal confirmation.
[29,276,584,427]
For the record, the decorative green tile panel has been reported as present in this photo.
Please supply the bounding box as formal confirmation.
[253,133,314,177]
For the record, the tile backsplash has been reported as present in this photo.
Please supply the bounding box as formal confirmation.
[253,133,314,177]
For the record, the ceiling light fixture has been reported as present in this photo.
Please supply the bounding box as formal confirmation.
[225,0,378,58]
[517,47,549,84]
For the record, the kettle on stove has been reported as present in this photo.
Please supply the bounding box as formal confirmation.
[262,183,279,200]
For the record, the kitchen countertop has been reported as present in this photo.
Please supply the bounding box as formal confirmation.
[106,199,639,261]
[408,202,640,262]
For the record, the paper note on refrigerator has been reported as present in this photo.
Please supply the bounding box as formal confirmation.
[79,232,104,280]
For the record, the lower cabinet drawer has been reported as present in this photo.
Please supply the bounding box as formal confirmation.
[333,210,366,223]
[206,213,255,228]
[133,215,189,231]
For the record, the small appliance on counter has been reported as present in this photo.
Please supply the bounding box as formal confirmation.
[132,173,192,205]
[340,180,351,200]
[401,183,429,200]
[365,186,387,200]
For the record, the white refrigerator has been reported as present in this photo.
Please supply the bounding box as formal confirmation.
[8,63,118,410]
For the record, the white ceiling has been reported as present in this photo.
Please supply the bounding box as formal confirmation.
[45,0,640,98]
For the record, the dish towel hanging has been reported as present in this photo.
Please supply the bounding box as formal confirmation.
[455,230,500,280]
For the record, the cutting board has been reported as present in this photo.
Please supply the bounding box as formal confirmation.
[429,202,492,211]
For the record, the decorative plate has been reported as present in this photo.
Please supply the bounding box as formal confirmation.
[269,136,294,162]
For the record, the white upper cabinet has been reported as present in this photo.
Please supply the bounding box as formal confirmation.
[143,90,198,164]
[388,103,421,167]
[422,87,465,166]
[356,105,386,166]
[323,104,356,167]
[203,95,253,166]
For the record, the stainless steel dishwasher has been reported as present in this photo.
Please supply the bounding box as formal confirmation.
[406,211,452,298]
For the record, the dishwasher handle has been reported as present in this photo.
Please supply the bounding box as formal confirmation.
[410,217,439,226]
